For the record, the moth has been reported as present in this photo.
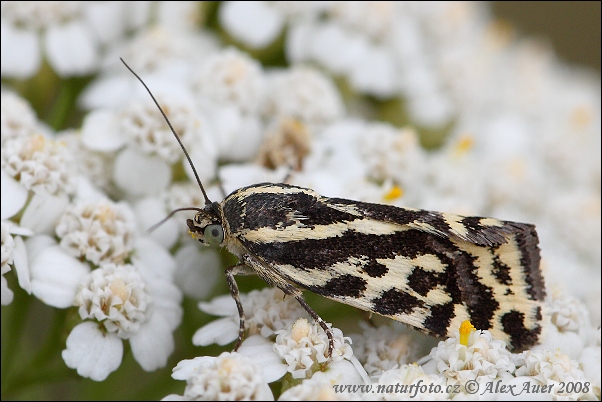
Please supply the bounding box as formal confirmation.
[121,59,546,356]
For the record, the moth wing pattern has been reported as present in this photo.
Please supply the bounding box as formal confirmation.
[222,183,546,350]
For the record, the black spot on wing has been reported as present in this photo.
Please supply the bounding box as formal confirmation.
[306,274,367,298]
[372,288,424,316]
[491,255,512,285]
[501,308,542,350]
[407,268,442,297]
[363,260,388,278]
[423,303,455,336]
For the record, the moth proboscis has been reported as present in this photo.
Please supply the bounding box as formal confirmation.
[121,58,546,357]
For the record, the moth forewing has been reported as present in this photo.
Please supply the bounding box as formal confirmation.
[122,59,546,358]
[220,182,546,351]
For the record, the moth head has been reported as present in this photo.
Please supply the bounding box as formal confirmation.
[187,202,225,247]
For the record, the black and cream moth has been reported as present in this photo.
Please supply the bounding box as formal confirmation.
[188,183,546,351]
[121,58,546,355]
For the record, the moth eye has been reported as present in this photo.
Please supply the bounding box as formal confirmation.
[204,224,224,246]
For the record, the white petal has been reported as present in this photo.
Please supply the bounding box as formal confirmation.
[174,244,221,299]
[113,148,171,196]
[285,21,313,63]
[171,355,216,380]
[20,192,69,235]
[1,275,14,305]
[74,175,107,202]
[219,1,284,48]
[198,293,238,316]
[29,245,89,308]
[238,335,287,383]
[12,236,31,294]
[24,234,57,265]
[130,313,174,371]
[161,395,187,401]
[349,45,398,98]
[132,237,176,281]
[78,75,134,110]
[62,322,123,381]
[1,168,28,220]
[1,22,40,78]
[134,197,179,250]
[83,2,126,44]
[81,109,125,151]
[144,279,183,331]
[8,224,34,237]
[212,108,263,161]
[322,359,365,385]
[192,317,239,346]
[44,21,98,76]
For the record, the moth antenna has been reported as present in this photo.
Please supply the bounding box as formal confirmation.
[147,207,204,233]
[120,58,212,206]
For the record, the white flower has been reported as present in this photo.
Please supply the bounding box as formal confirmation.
[514,349,597,400]
[75,263,150,337]
[62,262,182,381]
[263,66,344,127]
[536,290,594,360]
[273,318,353,379]
[424,328,515,387]
[193,47,265,114]
[55,130,116,197]
[357,123,427,205]
[1,134,75,197]
[193,287,309,348]
[351,322,420,377]
[1,133,73,233]
[81,84,218,197]
[369,364,448,401]
[279,371,363,401]
[192,47,266,162]
[163,352,274,401]
[1,1,129,77]
[1,90,42,145]
[55,199,136,266]
[119,94,200,165]
[256,118,312,172]
[219,1,285,49]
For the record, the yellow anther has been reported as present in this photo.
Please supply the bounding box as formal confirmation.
[459,320,476,346]
[455,135,474,154]
[384,186,404,202]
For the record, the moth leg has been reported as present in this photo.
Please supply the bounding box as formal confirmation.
[289,290,335,358]
[281,166,294,184]
[241,254,335,357]
[224,263,256,352]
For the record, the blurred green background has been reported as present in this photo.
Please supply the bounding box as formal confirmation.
[491,1,601,72]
